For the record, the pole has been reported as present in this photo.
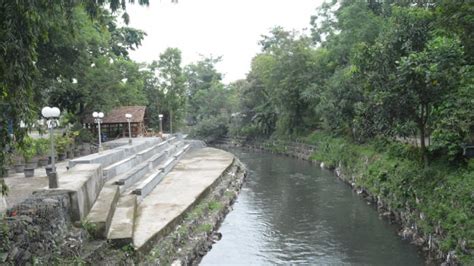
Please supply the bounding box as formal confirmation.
[50,125,55,172]
[128,120,132,145]
[170,109,173,134]
[48,121,58,188]
[98,120,102,153]
[159,118,163,135]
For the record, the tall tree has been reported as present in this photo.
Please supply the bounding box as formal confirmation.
[184,57,223,124]
[156,48,186,132]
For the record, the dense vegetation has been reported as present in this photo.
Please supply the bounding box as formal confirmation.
[0,1,187,175]
[185,1,473,263]
[211,1,474,164]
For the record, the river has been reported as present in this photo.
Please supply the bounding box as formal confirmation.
[200,148,424,265]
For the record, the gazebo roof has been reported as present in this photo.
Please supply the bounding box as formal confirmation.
[84,106,146,124]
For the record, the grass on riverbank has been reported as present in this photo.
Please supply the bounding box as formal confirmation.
[302,132,473,263]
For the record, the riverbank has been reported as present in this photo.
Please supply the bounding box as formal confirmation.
[0,146,247,265]
[81,156,247,265]
[214,133,473,265]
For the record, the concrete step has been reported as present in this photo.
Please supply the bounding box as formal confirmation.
[160,157,178,175]
[85,184,120,239]
[136,141,168,162]
[132,169,165,198]
[87,138,189,242]
[126,157,175,197]
[114,163,150,192]
[107,194,137,246]
[103,140,172,181]
[132,145,190,200]
[70,137,161,168]
[102,155,138,181]
[148,151,167,170]
[173,144,190,160]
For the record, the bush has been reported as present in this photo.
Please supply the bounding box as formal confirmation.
[34,138,50,157]
[229,124,261,140]
[70,123,94,144]
[16,136,36,162]
[189,115,229,143]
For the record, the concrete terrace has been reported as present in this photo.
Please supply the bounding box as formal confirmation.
[1,136,235,251]
[133,147,234,249]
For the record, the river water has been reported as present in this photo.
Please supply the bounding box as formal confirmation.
[200,148,424,265]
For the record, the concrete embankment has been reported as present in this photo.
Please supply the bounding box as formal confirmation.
[0,138,245,265]
[84,148,246,265]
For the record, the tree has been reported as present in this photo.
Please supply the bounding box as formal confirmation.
[34,7,148,121]
[184,57,223,124]
[395,36,464,163]
[156,48,186,132]
[241,54,278,137]
[430,65,474,161]
[0,0,150,191]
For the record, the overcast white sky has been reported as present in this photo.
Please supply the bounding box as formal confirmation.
[127,0,324,83]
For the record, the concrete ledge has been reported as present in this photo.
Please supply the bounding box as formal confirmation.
[164,145,177,157]
[69,138,161,168]
[137,141,167,161]
[108,194,137,246]
[69,149,125,168]
[116,164,150,192]
[103,155,138,181]
[149,152,167,169]
[173,144,190,160]
[132,169,165,198]
[114,138,162,158]
[85,184,120,238]
[134,144,190,199]
[166,137,177,144]
[36,164,103,222]
[159,157,177,174]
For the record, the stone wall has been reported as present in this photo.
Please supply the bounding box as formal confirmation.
[0,190,85,264]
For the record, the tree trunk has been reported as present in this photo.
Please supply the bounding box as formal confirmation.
[419,124,428,166]
[419,104,429,166]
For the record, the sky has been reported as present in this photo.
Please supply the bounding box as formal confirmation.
[127,0,324,83]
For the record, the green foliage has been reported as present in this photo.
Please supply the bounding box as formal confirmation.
[0,0,150,176]
[17,137,37,162]
[0,180,8,196]
[207,200,223,212]
[148,48,186,132]
[189,115,229,143]
[196,223,213,233]
[34,138,50,157]
[80,219,97,235]
[185,57,228,123]
[55,134,74,155]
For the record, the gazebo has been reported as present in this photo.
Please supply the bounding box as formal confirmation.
[84,106,147,139]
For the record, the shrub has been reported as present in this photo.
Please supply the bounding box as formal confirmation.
[34,138,50,157]
[189,115,229,143]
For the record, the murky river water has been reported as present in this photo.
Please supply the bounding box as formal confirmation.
[200,148,424,265]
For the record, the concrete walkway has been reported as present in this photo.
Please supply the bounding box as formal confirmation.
[133,147,234,249]
[1,161,70,211]
[0,137,162,212]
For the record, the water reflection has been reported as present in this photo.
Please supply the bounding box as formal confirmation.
[201,149,424,265]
